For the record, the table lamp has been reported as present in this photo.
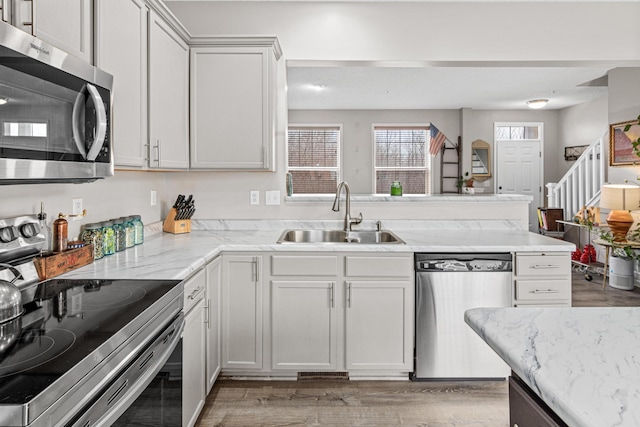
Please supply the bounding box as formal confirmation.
[600,184,640,242]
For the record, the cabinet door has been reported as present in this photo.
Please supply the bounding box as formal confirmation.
[345,281,413,371]
[190,46,275,170]
[95,0,147,167]
[183,296,206,427]
[148,11,189,170]
[205,257,221,393]
[222,255,263,370]
[33,0,92,63]
[271,281,337,370]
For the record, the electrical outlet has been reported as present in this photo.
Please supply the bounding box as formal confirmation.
[250,190,260,205]
[72,198,83,221]
[266,190,280,205]
[150,190,157,206]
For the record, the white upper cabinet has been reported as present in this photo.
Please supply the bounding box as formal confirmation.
[95,0,148,168]
[190,39,281,170]
[148,11,190,170]
[33,0,92,63]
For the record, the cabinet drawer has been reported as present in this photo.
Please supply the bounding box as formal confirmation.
[515,279,570,301]
[345,255,413,278]
[516,254,569,277]
[271,255,338,276]
[184,269,206,313]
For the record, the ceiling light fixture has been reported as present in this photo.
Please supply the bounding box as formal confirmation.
[0,97,8,105]
[526,99,548,109]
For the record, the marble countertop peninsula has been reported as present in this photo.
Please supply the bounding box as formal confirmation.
[62,219,574,281]
[465,307,640,427]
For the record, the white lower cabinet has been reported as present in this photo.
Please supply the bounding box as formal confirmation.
[221,254,263,370]
[513,252,571,307]
[182,270,206,427]
[205,256,221,393]
[271,281,337,370]
[266,252,414,376]
[345,280,413,371]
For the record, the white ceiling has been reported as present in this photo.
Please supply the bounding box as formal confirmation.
[286,64,611,110]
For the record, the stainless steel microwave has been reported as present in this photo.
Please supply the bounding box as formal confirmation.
[0,21,113,184]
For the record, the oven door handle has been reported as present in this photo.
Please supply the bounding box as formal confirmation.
[68,315,185,427]
[72,83,108,162]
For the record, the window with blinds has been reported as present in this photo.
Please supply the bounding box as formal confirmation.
[374,126,430,194]
[287,125,341,194]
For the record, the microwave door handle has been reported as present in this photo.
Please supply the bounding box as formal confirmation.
[85,83,108,161]
[71,86,87,158]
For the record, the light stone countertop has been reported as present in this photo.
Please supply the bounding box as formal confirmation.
[465,307,640,427]
[61,220,574,281]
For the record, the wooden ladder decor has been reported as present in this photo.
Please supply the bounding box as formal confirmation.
[440,135,462,194]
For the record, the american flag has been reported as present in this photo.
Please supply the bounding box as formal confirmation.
[429,124,447,156]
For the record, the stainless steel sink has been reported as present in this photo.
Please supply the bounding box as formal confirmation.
[277,229,405,244]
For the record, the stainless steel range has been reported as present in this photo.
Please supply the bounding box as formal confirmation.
[0,214,184,426]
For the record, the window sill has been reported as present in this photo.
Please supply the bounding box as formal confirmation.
[285,193,528,204]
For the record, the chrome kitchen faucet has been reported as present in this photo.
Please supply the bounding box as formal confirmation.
[332,181,363,232]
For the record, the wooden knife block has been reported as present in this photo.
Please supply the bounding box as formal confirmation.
[163,208,191,234]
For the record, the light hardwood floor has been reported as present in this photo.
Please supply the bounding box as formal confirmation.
[196,271,640,427]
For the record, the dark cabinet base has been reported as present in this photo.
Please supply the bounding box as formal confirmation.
[509,373,568,427]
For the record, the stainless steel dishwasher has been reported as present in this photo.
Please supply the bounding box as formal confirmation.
[414,253,512,380]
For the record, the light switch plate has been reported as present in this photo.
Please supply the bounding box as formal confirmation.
[266,190,280,205]
[150,190,157,206]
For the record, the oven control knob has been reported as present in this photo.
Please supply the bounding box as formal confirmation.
[0,226,18,243]
[20,222,41,238]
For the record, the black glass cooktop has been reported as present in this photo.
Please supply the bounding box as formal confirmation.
[0,278,181,405]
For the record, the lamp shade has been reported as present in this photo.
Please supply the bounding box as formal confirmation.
[600,184,640,211]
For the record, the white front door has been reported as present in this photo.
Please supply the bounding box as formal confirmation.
[496,139,542,231]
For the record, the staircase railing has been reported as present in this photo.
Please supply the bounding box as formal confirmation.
[546,130,606,219]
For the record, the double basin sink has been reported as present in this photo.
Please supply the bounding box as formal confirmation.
[277,229,405,244]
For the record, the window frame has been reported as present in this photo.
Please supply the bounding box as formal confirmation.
[286,123,343,195]
[371,123,432,195]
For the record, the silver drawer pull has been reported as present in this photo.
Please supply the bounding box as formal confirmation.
[529,264,560,269]
[529,289,560,294]
[187,286,204,299]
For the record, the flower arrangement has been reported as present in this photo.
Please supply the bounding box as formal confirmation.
[456,172,475,189]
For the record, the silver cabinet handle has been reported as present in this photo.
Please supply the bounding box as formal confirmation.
[154,140,160,166]
[204,298,210,326]
[529,264,560,269]
[330,282,335,308]
[529,289,560,294]
[187,285,204,300]
[347,282,352,308]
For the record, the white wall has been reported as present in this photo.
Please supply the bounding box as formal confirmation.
[0,171,166,241]
[556,95,608,178]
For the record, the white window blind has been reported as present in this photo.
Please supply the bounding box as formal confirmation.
[287,125,340,194]
[374,126,430,194]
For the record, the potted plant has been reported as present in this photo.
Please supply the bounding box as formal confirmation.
[456,172,475,189]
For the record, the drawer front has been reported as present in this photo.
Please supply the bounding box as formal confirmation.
[184,269,206,313]
[271,255,338,276]
[345,255,413,278]
[516,254,569,277]
[516,279,570,301]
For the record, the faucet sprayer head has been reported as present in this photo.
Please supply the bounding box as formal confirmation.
[331,198,340,212]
